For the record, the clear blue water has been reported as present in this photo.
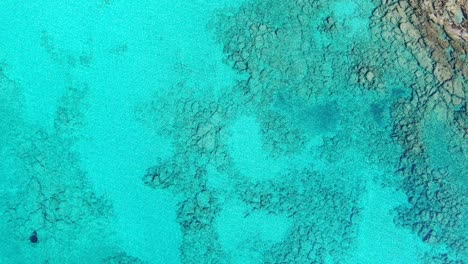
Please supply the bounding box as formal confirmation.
[0,0,466,263]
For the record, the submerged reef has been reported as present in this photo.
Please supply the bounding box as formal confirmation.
[0,69,115,262]
[140,0,384,263]
[139,84,237,263]
[102,252,148,264]
[139,0,466,263]
[40,31,94,68]
[0,0,465,262]
[373,0,467,261]
[235,169,363,263]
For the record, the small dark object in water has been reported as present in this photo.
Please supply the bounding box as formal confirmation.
[29,231,38,244]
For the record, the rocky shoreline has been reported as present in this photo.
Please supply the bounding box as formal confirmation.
[422,0,468,41]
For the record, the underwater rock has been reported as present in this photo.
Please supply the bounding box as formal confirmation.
[29,231,38,244]
[323,16,337,32]
[236,168,363,263]
[143,159,181,190]
[102,252,147,264]
[434,63,453,82]
[352,64,384,90]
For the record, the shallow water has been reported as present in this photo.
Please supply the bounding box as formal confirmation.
[0,0,466,263]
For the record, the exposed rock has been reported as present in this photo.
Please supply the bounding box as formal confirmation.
[434,63,453,82]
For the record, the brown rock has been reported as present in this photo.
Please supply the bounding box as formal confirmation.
[434,63,453,82]
[452,95,462,105]
[416,51,433,71]
[366,71,376,82]
[452,79,465,97]
[400,22,420,40]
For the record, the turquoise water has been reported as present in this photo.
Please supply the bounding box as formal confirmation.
[0,0,466,263]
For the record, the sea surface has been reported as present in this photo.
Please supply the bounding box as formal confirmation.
[0,0,466,263]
